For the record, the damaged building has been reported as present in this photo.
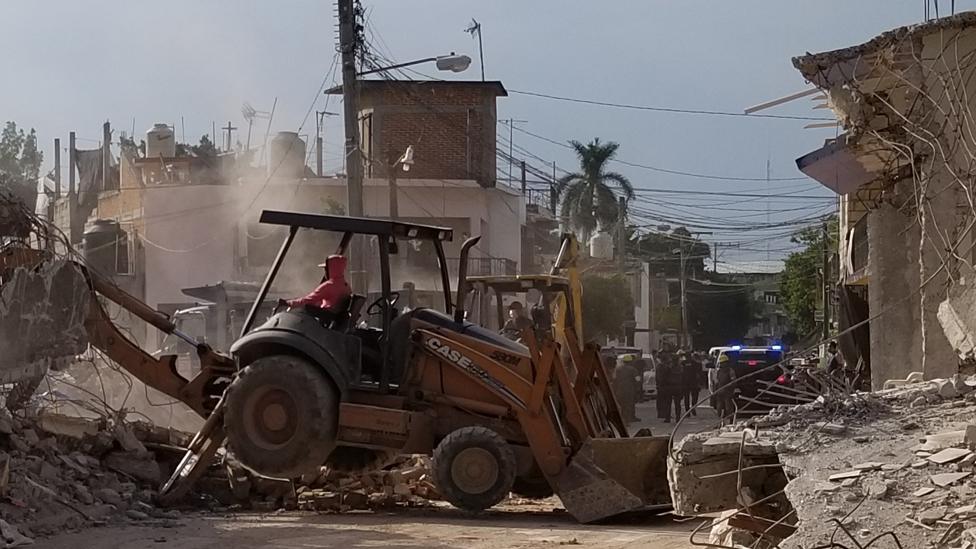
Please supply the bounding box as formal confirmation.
[794,12,976,388]
[47,80,556,353]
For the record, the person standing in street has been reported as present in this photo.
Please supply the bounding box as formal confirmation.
[668,351,684,421]
[612,354,641,423]
[682,351,702,416]
[655,351,677,422]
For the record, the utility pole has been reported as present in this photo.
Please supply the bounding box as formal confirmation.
[679,245,688,348]
[675,231,711,348]
[339,0,365,289]
[102,122,111,192]
[616,196,627,269]
[53,138,61,197]
[222,122,237,152]
[520,161,526,195]
[68,132,76,197]
[821,222,831,341]
[501,118,527,185]
[711,241,740,272]
[68,131,77,243]
[550,161,557,216]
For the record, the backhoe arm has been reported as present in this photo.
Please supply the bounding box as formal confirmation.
[1,246,233,417]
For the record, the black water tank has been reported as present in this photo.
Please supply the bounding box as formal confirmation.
[82,219,122,274]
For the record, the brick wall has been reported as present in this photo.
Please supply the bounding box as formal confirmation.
[358,81,503,187]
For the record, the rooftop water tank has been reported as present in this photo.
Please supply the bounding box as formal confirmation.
[269,131,307,178]
[146,123,176,158]
[589,231,614,259]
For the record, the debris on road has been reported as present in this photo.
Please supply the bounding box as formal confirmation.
[668,375,976,548]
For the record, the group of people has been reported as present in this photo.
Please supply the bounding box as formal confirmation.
[607,349,712,425]
[653,349,708,423]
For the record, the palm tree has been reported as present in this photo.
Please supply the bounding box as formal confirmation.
[555,138,634,241]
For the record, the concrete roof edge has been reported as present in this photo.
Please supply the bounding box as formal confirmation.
[326,80,507,96]
[792,11,976,82]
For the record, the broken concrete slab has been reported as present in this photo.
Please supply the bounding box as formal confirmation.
[668,433,791,516]
[103,451,161,484]
[0,260,90,382]
[828,470,862,482]
[931,472,972,487]
[928,447,974,465]
[853,462,884,471]
[913,486,936,497]
[916,430,967,452]
[36,413,100,440]
[702,437,777,457]
[919,505,948,525]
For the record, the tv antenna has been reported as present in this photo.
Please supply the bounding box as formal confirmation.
[241,101,272,151]
[464,19,485,81]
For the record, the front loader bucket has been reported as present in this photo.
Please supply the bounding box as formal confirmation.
[555,436,671,523]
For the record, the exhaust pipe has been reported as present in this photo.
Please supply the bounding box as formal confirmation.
[454,236,481,323]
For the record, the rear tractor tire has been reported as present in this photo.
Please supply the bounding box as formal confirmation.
[433,427,516,513]
[224,354,338,479]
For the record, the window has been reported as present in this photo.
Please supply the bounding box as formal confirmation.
[764,291,778,304]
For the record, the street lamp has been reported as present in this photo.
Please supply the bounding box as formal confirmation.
[358,53,472,77]
[388,145,415,220]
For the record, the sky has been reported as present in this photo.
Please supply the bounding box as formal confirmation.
[1,0,970,271]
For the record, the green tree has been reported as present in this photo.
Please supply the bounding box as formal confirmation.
[581,274,634,342]
[0,122,25,176]
[190,134,219,157]
[780,220,836,336]
[0,122,44,211]
[175,134,220,158]
[556,139,634,240]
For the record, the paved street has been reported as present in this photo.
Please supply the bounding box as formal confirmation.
[629,396,722,440]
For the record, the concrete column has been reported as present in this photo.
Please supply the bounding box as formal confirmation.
[867,202,923,388]
[919,172,960,380]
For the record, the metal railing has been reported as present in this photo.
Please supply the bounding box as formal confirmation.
[445,256,517,277]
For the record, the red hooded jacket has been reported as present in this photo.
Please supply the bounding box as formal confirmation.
[287,255,352,311]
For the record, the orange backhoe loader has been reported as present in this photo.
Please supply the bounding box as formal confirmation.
[0,211,671,523]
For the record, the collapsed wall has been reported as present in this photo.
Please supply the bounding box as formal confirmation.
[0,260,90,381]
[669,377,976,548]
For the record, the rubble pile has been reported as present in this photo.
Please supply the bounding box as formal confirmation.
[294,457,439,512]
[670,374,976,548]
[190,454,439,513]
[0,410,186,544]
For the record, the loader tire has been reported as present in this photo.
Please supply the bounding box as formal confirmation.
[224,354,338,478]
[326,447,397,474]
[433,427,516,512]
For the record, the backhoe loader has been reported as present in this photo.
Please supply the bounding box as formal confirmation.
[0,210,671,523]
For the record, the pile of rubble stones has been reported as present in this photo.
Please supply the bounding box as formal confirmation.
[0,409,184,545]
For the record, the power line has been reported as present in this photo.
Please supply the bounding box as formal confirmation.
[507,89,835,121]
[512,125,811,182]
